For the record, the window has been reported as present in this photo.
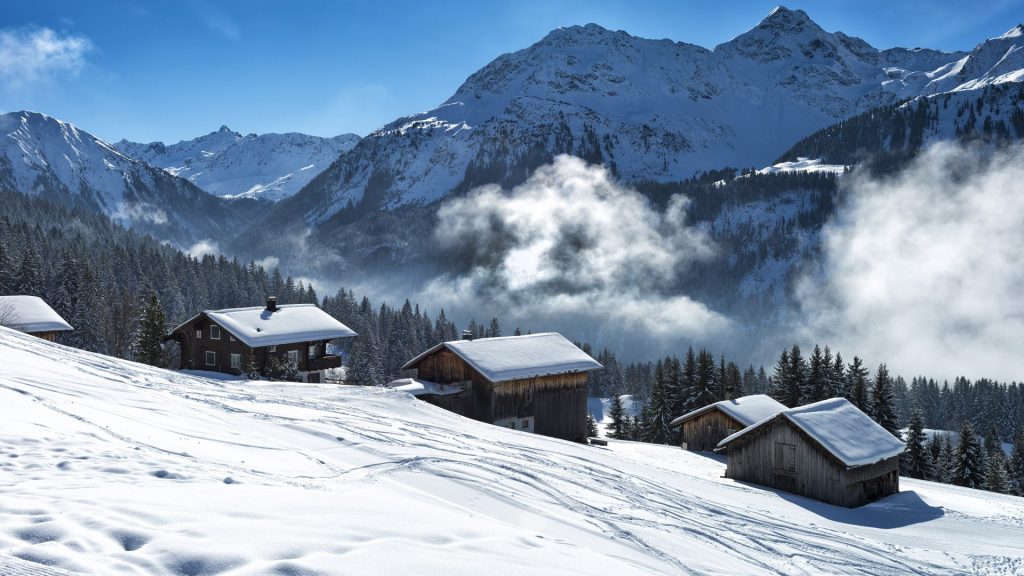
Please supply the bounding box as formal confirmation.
[774,442,796,474]
[205,351,216,366]
[287,350,298,364]
[308,344,317,359]
[521,419,530,429]
[210,325,221,340]
[229,335,235,342]
[196,330,202,339]
[230,353,241,370]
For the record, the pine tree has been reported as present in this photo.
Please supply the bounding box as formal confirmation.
[585,413,599,438]
[348,325,384,387]
[847,356,870,412]
[984,452,1011,494]
[804,344,825,404]
[132,294,168,367]
[647,361,674,444]
[245,349,260,380]
[937,434,956,483]
[870,364,900,437]
[900,410,933,479]
[607,393,626,439]
[952,421,986,489]
[1009,432,1024,496]
[15,246,43,296]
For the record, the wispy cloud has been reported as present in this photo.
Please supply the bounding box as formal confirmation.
[798,142,1024,381]
[0,26,92,88]
[194,3,241,41]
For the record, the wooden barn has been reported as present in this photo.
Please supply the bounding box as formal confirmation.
[669,394,785,451]
[392,332,602,441]
[716,398,905,508]
[0,295,73,341]
[166,297,356,382]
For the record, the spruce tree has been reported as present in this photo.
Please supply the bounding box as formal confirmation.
[847,356,870,412]
[607,393,626,439]
[133,294,168,367]
[937,435,956,483]
[984,453,1011,494]
[870,364,900,437]
[585,413,599,438]
[1009,432,1024,496]
[348,324,383,387]
[952,421,986,489]
[900,410,933,479]
[805,344,825,404]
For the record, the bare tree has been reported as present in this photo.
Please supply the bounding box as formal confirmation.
[0,300,16,329]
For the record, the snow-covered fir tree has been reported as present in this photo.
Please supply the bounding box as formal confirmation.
[952,421,986,489]
[846,356,870,412]
[607,393,626,439]
[870,364,900,437]
[132,294,168,367]
[900,410,933,479]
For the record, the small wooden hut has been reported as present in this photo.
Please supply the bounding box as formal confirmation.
[0,295,73,341]
[669,394,785,451]
[394,332,602,441]
[716,398,904,508]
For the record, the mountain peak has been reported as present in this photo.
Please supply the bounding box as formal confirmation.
[996,24,1023,40]
[756,6,818,33]
[218,125,233,133]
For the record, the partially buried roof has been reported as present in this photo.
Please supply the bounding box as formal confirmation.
[402,332,602,383]
[0,295,73,333]
[669,394,785,428]
[717,398,905,468]
[200,304,356,348]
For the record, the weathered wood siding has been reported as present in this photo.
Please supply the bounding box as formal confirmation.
[680,409,744,451]
[409,348,589,441]
[724,417,899,507]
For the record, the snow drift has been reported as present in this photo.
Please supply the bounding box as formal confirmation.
[1,327,1023,575]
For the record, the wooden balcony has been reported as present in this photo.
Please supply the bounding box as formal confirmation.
[309,354,342,371]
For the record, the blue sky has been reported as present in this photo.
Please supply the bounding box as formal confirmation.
[2,0,1021,143]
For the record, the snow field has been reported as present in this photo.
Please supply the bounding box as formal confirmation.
[2,326,1024,575]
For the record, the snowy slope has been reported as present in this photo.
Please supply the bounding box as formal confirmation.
[116,127,359,202]
[0,111,263,245]
[268,7,983,226]
[2,327,1024,575]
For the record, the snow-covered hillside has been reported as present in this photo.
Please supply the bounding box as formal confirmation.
[2,327,1023,575]
[0,111,262,245]
[269,6,1012,225]
[116,127,360,202]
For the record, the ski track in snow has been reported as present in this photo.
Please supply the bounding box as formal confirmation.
[1,327,1023,575]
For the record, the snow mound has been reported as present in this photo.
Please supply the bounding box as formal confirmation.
[1,327,1023,575]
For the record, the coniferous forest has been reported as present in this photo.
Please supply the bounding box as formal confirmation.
[1,189,1022,497]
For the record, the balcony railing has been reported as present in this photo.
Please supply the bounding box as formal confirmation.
[309,354,342,372]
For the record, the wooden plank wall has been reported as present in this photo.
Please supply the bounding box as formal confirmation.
[725,419,900,507]
[411,348,588,441]
[681,410,743,451]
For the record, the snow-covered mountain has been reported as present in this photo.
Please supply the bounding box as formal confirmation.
[116,127,360,202]
[268,7,993,226]
[3,326,1023,574]
[0,111,263,245]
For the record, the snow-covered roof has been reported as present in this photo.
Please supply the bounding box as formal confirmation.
[176,304,356,348]
[0,295,73,333]
[717,398,905,468]
[386,378,463,397]
[669,394,785,428]
[402,332,602,383]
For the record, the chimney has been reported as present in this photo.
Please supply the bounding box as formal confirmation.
[461,329,474,341]
[266,296,278,312]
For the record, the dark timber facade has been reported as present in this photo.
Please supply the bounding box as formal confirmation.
[404,345,594,442]
[718,416,900,508]
[676,409,745,452]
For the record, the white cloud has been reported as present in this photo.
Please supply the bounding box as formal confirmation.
[0,26,92,88]
[187,240,220,258]
[423,155,731,344]
[798,142,1024,381]
[112,202,168,225]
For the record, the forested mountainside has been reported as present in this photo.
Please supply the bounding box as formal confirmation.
[0,111,265,246]
[115,127,360,202]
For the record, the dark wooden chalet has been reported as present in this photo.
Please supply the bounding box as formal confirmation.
[166,297,356,383]
[716,398,905,508]
[669,394,785,451]
[393,332,602,441]
[0,295,74,341]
